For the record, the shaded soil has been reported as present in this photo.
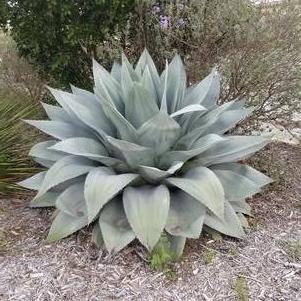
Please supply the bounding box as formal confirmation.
[0,142,300,301]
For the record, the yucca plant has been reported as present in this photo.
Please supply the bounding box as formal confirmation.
[0,92,40,196]
[19,50,272,258]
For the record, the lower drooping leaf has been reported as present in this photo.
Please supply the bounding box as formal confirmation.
[231,199,252,216]
[194,136,270,166]
[29,140,64,162]
[18,171,46,190]
[123,185,170,250]
[84,167,138,223]
[56,183,87,217]
[92,222,104,248]
[166,191,206,238]
[36,156,96,198]
[99,197,135,253]
[24,120,94,140]
[166,166,225,219]
[49,137,108,157]
[204,201,245,238]
[212,169,260,202]
[211,163,272,187]
[29,192,59,208]
[47,210,88,242]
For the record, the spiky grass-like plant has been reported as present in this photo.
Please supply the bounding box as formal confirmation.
[19,50,271,258]
[0,93,40,196]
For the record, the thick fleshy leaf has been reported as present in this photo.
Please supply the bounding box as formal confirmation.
[231,199,252,216]
[47,210,88,242]
[211,163,272,188]
[135,49,160,94]
[56,183,87,217]
[166,167,225,219]
[170,104,206,118]
[49,137,128,170]
[123,185,170,250]
[49,88,114,138]
[24,120,93,140]
[211,163,272,201]
[160,61,169,112]
[18,171,46,190]
[111,61,121,82]
[137,111,181,155]
[201,108,254,135]
[101,100,138,142]
[213,169,260,201]
[141,66,158,103]
[122,52,138,81]
[41,102,71,122]
[121,59,134,100]
[166,55,187,112]
[47,86,84,123]
[160,134,225,168]
[84,167,138,223]
[49,137,108,157]
[93,59,123,112]
[204,201,245,238]
[106,136,154,167]
[29,140,64,162]
[184,68,220,108]
[166,191,206,238]
[179,101,236,147]
[125,83,159,128]
[32,158,54,168]
[138,161,183,182]
[92,222,104,248]
[35,156,96,198]
[194,136,270,166]
[29,192,59,208]
[99,197,135,253]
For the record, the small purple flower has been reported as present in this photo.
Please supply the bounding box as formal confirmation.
[159,15,170,30]
[177,18,185,29]
[152,5,160,14]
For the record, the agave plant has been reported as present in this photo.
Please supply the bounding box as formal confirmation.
[19,50,271,258]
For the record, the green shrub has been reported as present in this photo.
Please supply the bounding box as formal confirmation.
[1,0,135,88]
[20,50,271,258]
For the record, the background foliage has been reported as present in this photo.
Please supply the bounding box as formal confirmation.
[98,0,301,131]
[1,0,135,88]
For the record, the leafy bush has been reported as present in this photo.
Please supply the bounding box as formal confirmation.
[1,0,135,88]
[19,50,271,258]
[97,0,301,131]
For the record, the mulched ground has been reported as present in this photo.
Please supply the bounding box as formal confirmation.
[0,142,300,301]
